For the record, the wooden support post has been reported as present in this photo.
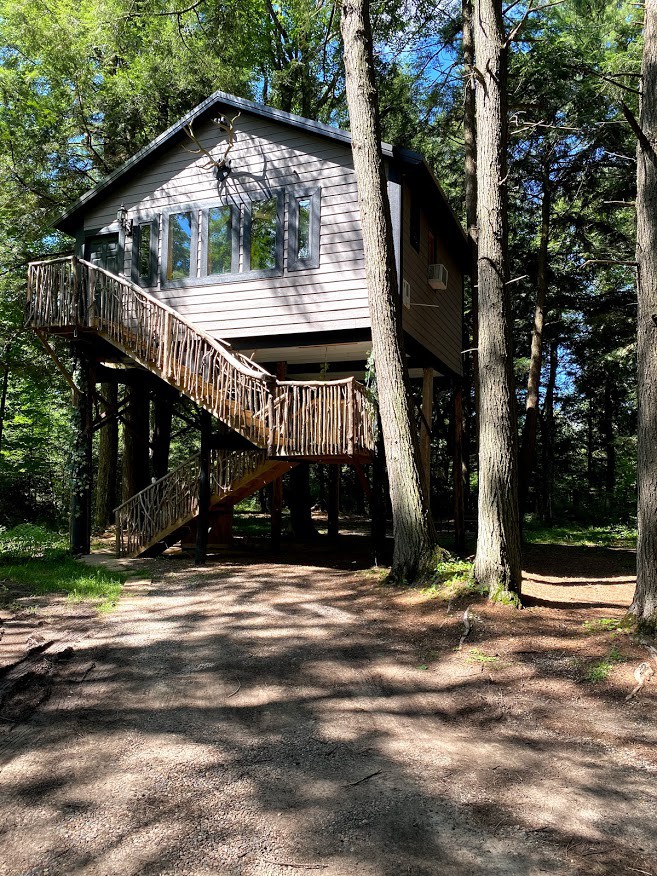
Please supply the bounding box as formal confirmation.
[421,367,434,512]
[195,408,212,566]
[328,464,340,539]
[453,381,466,552]
[271,476,283,551]
[271,360,287,551]
[70,345,94,555]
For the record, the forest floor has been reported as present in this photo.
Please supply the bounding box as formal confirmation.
[0,525,656,876]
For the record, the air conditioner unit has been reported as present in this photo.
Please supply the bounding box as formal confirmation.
[402,278,411,309]
[428,263,448,290]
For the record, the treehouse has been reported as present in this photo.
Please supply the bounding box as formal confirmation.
[26,90,467,558]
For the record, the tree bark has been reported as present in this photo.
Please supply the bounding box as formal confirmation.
[603,378,616,509]
[0,356,9,452]
[121,383,150,501]
[463,0,479,436]
[473,0,522,602]
[328,464,340,539]
[519,166,551,519]
[70,346,93,555]
[631,0,657,624]
[540,338,558,525]
[94,382,118,532]
[341,0,434,583]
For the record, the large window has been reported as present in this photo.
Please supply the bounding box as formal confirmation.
[207,206,233,275]
[167,211,193,280]
[131,220,157,286]
[288,187,320,271]
[244,192,284,276]
[250,198,278,270]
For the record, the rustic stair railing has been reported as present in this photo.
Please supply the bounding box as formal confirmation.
[115,448,268,557]
[26,255,376,458]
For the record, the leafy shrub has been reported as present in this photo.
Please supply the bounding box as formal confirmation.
[0,524,68,561]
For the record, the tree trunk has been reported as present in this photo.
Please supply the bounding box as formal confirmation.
[463,0,479,436]
[151,392,173,481]
[473,0,522,603]
[70,346,93,555]
[122,383,150,501]
[341,0,434,583]
[540,338,558,525]
[0,356,9,452]
[519,166,551,519]
[631,0,657,624]
[586,406,594,493]
[94,382,118,532]
[603,378,616,510]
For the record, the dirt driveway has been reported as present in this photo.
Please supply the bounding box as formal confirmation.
[1,539,656,876]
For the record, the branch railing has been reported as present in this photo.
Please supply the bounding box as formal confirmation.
[115,448,267,556]
[27,256,376,458]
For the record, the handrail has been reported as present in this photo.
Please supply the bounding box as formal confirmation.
[114,448,267,556]
[76,258,269,380]
[27,255,377,458]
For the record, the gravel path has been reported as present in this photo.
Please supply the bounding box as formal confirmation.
[1,548,656,876]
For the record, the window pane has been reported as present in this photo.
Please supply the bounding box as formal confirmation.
[168,212,192,280]
[138,223,151,279]
[251,198,277,271]
[297,198,311,261]
[207,206,232,275]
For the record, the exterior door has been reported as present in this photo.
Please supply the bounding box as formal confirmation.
[86,234,120,273]
[85,234,120,323]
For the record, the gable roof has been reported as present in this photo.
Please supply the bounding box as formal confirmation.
[55,89,466,258]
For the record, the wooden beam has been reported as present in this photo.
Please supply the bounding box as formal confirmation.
[328,464,340,539]
[271,361,288,551]
[421,367,434,512]
[35,330,81,398]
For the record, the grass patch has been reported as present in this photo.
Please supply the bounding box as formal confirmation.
[0,524,68,560]
[0,557,125,613]
[422,558,480,601]
[582,617,627,635]
[524,521,636,549]
[584,645,626,683]
[467,648,502,668]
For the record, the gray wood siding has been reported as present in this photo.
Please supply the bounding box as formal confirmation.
[83,113,370,341]
[401,183,463,375]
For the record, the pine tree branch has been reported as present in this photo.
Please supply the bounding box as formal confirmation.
[620,101,657,171]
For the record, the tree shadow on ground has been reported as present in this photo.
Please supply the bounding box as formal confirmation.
[0,537,655,876]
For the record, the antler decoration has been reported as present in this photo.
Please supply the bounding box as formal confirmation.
[182,111,241,181]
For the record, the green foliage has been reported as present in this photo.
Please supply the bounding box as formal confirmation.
[584,645,625,683]
[0,524,67,560]
[422,557,480,601]
[0,555,124,612]
[524,521,637,548]
[467,648,502,668]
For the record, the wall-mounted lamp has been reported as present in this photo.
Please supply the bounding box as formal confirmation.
[117,203,133,236]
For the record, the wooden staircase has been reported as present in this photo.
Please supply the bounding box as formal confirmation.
[27,256,376,557]
[115,449,294,557]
